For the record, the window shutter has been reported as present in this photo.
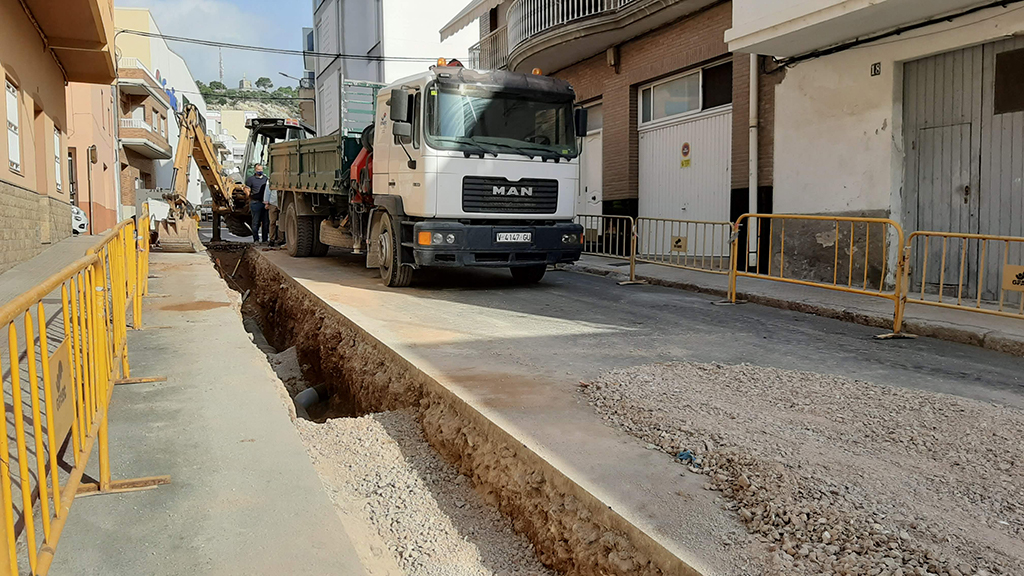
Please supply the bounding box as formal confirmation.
[54,127,62,191]
[6,80,20,172]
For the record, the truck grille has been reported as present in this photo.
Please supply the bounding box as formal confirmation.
[462,176,558,214]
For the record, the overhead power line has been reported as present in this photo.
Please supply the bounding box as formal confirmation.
[116,29,456,63]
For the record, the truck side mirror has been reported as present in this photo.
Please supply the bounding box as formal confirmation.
[574,108,588,138]
[392,122,412,138]
[390,88,411,123]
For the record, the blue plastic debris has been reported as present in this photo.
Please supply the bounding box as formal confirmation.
[675,450,700,467]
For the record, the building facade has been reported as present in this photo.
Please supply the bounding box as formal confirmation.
[67,82,120,234]
[114,7,209,215]
[0,0,116,272]
[441,0,775,222]
[311,0,479,136]
[727,0,1024,292]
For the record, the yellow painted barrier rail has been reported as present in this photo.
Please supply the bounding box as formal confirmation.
[904,231,1024,320]
[576,214,637,282]
[636,217,732,275]
[0,214,165,576]
[728,214,908,335]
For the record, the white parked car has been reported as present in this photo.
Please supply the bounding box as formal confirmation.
[71,205,89,235]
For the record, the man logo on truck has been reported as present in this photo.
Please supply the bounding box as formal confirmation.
[492,186,533,197]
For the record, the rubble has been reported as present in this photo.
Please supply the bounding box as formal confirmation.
[582,362,1024,576]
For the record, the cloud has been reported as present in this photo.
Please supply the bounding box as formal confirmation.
[115,0,308,86]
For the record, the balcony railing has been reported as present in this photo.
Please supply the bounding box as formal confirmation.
[120,118,152,132]
[507,0,640,50]
[469,26,509,70]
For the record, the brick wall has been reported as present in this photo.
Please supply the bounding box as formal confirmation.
[0,180,73,274]
[731,54,779,190]
[553,1,776,205]
[119,149,155,207]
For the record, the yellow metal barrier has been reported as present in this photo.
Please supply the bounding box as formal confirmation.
[904,231,1024,320]
[728,214,908,335]
[636,217,732,275]
[0,216,162,576]
[576,214,637,282]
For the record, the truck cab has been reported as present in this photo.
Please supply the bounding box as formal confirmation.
[369,67,586,284]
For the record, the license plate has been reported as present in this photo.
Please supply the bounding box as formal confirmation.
[496,232,532,243]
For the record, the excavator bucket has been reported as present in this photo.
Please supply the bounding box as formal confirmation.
[155,217,204,253]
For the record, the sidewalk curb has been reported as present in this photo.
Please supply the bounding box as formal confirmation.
[559,262,1024,358]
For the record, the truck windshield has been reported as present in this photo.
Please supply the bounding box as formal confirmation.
[426,86,578,160]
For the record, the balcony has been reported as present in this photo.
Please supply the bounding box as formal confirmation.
[118,58,172,108]
[22,0,116,84]
[503,0,720,73]
[469,26,510,70]
[119,118,172,159]
[726,0,997,57]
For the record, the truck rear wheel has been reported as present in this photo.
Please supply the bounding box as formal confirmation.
[285,202,325,257]
[510,265,547,284]
[378,212,413,287]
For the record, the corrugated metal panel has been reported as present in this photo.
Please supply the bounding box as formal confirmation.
[638,107,732,223]
[904,37,1024,301]
[980,36,1024,301]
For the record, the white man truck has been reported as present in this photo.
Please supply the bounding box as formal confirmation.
[263,65,588,286]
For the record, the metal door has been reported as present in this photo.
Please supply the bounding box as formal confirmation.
[904,44,983,298]
[979,37,1024,300]
[905,38,1024,300]
[577,131,602,216]
[638,108,732,221]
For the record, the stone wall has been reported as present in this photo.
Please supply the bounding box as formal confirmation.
[0,179,74,274]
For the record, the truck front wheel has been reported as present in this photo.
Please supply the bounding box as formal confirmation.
[510,265,547,284]
[378,212,413,287]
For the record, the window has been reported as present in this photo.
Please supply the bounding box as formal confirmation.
[702,62,733,110]
[6,79,20,172]
[412,92,422,149]
[995,48,1024,115]
[640,61,733,125]
[54,127,62,192]
[585,103,603,132]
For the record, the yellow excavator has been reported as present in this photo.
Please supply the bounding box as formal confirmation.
[154,103,252,252]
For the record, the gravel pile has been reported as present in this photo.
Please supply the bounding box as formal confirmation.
[296,410,556,576]
[582,362,1024,576]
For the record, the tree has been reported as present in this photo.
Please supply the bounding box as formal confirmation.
[255,77,273,90]
[209,80,227,91]
[196,80,207,90]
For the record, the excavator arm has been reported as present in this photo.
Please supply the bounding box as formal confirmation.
[156,104,251,251]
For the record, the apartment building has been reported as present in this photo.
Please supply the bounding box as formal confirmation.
[727,0,1024,296]
[114,7,209,215]
[0,0,116,272]
[311,0,478,136]
[67,82,120,234]
[441,0,775,226]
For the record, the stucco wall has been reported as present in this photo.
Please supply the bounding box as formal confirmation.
[68,82,121,234]
[770,6,1024,217]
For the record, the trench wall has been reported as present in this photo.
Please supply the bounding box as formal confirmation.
[244,249,699,576]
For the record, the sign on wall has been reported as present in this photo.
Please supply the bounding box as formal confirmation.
[680,142,692,168]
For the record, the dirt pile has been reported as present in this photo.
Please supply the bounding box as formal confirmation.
[582,362,1024,576]
[296,410,555,576]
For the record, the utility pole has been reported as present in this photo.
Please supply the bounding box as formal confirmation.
[219,48,224,84]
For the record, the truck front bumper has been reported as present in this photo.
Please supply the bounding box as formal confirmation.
[411,221,584,268]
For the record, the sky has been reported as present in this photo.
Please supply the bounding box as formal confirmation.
[115,0,312,88]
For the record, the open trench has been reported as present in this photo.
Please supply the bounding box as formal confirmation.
[207,246,691,576]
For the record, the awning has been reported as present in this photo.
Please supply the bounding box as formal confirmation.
[440,0,505,41]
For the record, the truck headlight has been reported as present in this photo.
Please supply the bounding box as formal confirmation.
[562,234,579,244]
[432,233,444,245]
[446,234,456,244]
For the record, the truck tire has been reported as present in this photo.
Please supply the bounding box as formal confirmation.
[285,202,315,257]
[378,212,413,287]
[510,265,547,284]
